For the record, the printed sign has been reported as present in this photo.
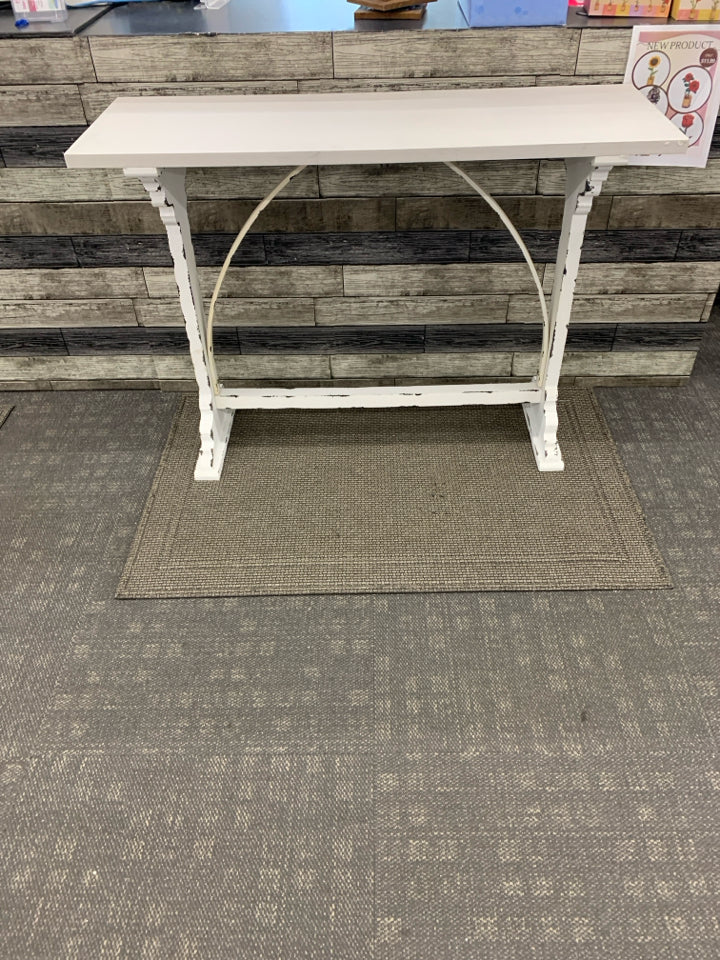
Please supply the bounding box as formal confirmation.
[624,25,720,166]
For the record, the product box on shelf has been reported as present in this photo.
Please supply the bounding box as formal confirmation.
[583,1,671,14]
[670,0,720,19]
[458,0,568,26]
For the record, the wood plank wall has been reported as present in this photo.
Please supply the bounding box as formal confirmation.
[0,28,718,390]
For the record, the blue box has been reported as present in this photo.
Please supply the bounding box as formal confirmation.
[458,0,569,26]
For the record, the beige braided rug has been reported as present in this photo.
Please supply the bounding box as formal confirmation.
[118,389,670,597]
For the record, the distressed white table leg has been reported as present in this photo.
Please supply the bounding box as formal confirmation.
[126,166,234,480]
[524,158,612,471]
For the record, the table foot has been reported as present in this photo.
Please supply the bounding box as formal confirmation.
[194,406,235,481]
[523,399,564,472]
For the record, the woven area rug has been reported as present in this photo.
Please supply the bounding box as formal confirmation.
[118,390,670,597]
[0,406,13,430]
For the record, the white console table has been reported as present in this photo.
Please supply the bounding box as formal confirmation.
[65,86,686,480]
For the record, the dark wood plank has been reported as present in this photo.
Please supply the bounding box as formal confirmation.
[238,326,425,354]
[62,327,239,355]
[265,231,470,265]
[425,324,615,352]
[675,231,720,261]
[471,230,682,264]
[0,329,67,355]
[0,127,87,167]
[397,196,610,232]
[72,234,266,267]
[613,323,704,350]
[0,236,77,268]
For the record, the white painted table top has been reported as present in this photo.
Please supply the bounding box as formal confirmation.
[64,85,687,168]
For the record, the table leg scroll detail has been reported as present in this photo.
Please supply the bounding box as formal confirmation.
[128,165,234,481]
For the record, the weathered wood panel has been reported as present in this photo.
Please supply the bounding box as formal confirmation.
[575,30,633,76]
[0,127,87,167]
[0,299,138,328]
[155,354,330,380]
[535,74,624,86]
[509,294,708,324]
[397,196,611,231]
[543,262,720,295]
[470,229,683,264]
[89,35,333,82]
[0,39,94,85]
[332,29,579,79]
[265,231,470,265]
[0,202,162,236]
[237,326,425,354]
[318,161,539,197]
[425,323,615,352]
[0,356,157,380]
[343,263,538,297]
[675,230,720,260]
[330,352,513,378]
[299,76,535,93]
[190,198,396,234]
[513,350,697,376]
[539,160,720,196]
[609,196,720,230]
[0,237,78,268]
[110,167,320,201]
[144,265,341,299]
[0,267,146,299]
[135,298,316,328]
[80,81,299,122]
[0,86,87,128]
[316,296,508,325]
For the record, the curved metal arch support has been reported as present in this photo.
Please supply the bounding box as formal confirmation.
[443,160,550,374]
[205,163,309,392]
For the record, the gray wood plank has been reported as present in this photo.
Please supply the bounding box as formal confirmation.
[299,76,535,93]
[330,352,513,377]
[154,354,330,380]
[80,80,299,122]
[0,169,115,202]
[332,29,579,79]
[397,196,611,231]
[237,326,425,354]
[89,35,333,82]
[609,196,720,230]
[0,355,157,380]
[316,296,508,325]
[0,39,94,84]
[111,167,320,201]
[143,265,341,299]
[575,29,633,76]
[318,161,539,198]
[676,230,720,261]
[425,323,615,352]
[0,299,138,328]
[0,86,87,128]
[0,237,78,268]
[343,263,539,296]
[0,267,146,299]
[509,293,708,324]
[135,298,316,328]
[513,350,697,376]
[543,261,720,295]
[539,160,720,196]
[535,74,624,86]
[189,199,396,234]
[265,231,470,265]
[0,202,162,236]
[0,127,87,167]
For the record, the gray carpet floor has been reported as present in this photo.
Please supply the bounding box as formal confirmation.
[1,321,719,959]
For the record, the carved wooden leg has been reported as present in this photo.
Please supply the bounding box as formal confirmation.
[523,158,612,471]
[126,166,234,481]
